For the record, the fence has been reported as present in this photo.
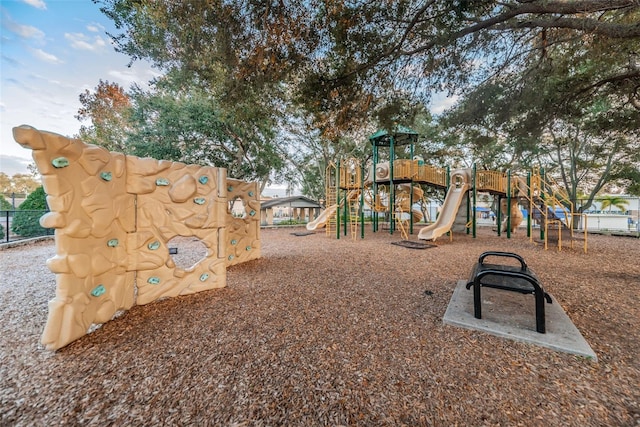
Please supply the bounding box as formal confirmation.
[0,209,53,244]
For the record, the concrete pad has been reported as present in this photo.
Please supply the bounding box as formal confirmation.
[443,280,597,361]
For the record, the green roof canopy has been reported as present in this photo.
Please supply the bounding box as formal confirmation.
[368,125,418,146]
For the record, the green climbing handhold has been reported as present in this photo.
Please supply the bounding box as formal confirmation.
[147,277,160,285]
[227,186,233,192]
[199,175,209,184]
[231,239,237,245]
[107,239,119,247]
[156,178,169,186]
[246,246,252,251]
[51,157,69,168]
[199,273,209,282]
[249,210,256,216]
[100,171,112,181]
[194,197,206,205]
[248,191,255,197]
[228,255,234,261]
[148,241,160,250]
[91,285,106,297]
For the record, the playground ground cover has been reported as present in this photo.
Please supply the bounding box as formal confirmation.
[0,227,638,426]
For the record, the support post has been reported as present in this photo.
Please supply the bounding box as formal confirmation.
[506,169,512,239]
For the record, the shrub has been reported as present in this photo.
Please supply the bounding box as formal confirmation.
[0,195,13,211]
[11,186,50,238]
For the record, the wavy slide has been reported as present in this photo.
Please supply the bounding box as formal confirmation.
[418,176,470,241]
[306,204,339,231]
[306,190,360,231]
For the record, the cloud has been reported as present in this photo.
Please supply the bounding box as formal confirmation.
[86,23,105,33]
[64,32,107,51]
[0,155,33,176]
[30,48,63,64]
[21,0,47,10]
[108,68,163,88]
[1,12,45,40]
[1,54,22,67]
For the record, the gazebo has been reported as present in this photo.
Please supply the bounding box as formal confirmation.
[260,196,323,226]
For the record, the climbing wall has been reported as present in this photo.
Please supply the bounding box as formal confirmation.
[13,125,260,350]
[225,179,261,266]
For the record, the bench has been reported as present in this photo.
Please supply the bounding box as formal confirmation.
[466,251,552,333]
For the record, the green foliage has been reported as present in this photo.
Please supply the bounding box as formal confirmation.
[0,195,13,211]
[126,71,286,183]
[99,1,639,131]
[0,195,12,241]
[11,187,49,238]
[97,0,640,199]
[597,196,629,213]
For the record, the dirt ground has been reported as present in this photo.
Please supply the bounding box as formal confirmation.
[1,227,639,426]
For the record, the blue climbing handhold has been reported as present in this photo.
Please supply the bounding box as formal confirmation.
[91,285,106,297]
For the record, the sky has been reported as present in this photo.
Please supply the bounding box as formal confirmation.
[0,0,457,184]
[0,0,159,176]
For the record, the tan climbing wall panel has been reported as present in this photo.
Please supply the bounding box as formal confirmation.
[13,126,136,350]
[226,179,261,266]
[13,125,261,350]
[126,159,228,305]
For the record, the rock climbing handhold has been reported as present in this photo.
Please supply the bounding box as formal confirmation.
[51,157,69,168]
[91,285,106,297]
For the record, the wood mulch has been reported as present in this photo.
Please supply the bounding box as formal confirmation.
[1,227,639,426]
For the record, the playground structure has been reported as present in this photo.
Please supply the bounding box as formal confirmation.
[311,127,587,252]
[13,125,260,350]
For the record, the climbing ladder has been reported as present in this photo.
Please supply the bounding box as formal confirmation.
[519,168,585,251]
[325,162,337,238]
[348,192,359,240]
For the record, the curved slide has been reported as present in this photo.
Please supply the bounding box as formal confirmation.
[418,170,470,241]
[306,204,338,231]
[307,190,360,231]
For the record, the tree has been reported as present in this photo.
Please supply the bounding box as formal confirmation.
[0,173,11,193]
[0,195,12,241]
[99,1,640,132]
[76,79,132,152]
[597,195,629,213]
[126,71,287,191]
[0,195,12,211]
[11,173,40,194]
[0,172,40,195]
[11,186,49,238]
[437,24,640,213]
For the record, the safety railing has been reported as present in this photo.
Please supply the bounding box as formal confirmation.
[476,170,507,194]
[414,163,447,187]
[1,209,53,243]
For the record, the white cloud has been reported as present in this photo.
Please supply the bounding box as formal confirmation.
[108,68,162,88]
[30,48,63,64]
[86,23,105,33]
[64,32,107,51]
[0,155,33,176]
[2,12,45,39]
[21,0,47,10]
